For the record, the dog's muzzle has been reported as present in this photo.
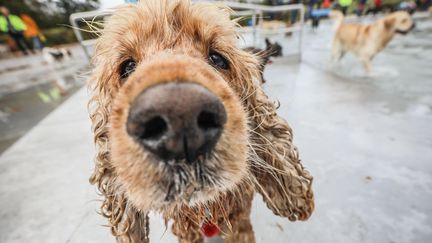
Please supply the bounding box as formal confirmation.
[126,82,227,163]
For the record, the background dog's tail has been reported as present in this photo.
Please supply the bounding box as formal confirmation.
[329,10,344,31]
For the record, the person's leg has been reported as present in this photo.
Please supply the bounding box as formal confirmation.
[290,10,298,24]
[342,6,348,15]
[357,4,363,16]
[16,33,34,54]
[19,33,34,53]
[307,4,313,19]
[32,36,43,50]
[11,33,28,55]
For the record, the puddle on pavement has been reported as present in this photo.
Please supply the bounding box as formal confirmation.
[0,73,83,154]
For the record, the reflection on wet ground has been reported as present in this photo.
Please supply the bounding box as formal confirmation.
[0,45,87,154]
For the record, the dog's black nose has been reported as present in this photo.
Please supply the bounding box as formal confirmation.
[127,82,226,163]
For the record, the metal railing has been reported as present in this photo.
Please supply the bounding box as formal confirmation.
[221,1,304,55]
[69,9,113,60]
[70,1,304,61]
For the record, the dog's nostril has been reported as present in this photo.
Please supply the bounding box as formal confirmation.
[198,111,222,131]
[140,116,167,140]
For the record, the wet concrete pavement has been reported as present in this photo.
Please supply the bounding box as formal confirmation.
[0,15,432,243]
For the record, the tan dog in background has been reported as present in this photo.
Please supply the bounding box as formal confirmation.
[330,11,415,73]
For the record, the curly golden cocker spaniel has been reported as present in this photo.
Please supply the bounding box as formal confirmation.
[87,1,314,242]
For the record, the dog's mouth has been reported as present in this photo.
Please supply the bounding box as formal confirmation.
[396,22,416,35]
[160,155,220,202]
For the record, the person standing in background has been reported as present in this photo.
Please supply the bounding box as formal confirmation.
[0,6,32,55]
[266,0,282,20]
[374,0,383,13]
[338,0,353,15]
[356,0,367,16]
[20,13,44,51]
[307,0,319,19]
[322,0,332,9]
[290,0,301,25]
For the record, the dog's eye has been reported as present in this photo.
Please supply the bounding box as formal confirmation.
[120,59,137,80]
[209,52,229,70]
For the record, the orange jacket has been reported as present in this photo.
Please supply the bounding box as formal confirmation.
[20,14,40,38]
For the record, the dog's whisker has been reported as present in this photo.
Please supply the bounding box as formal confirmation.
[240,86,259,103]
[247,111,276,120]
[176,165,187,187]
[199,163,205,189]
[247,142,293,176]
[248,149,299,208]
[248,130,277,150]
[165,181,176,202]
[249,116,271,132]
[194,162,200,184]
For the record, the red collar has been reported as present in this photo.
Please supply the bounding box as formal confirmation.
[200,222,220,237]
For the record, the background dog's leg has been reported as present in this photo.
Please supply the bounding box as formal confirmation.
[361,56,373,74]
[331,40,344,63]
[172,219,204,243]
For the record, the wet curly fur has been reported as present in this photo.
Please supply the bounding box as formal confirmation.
[87,1,314,242]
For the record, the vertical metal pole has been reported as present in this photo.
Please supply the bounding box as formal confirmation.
[69,15,91,61]
[298,4,304,61]
[252,9,257,46]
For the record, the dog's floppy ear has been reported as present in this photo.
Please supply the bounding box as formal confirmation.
[384,17,396,31]
[246,87,314,221]
[88,68,150,243]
